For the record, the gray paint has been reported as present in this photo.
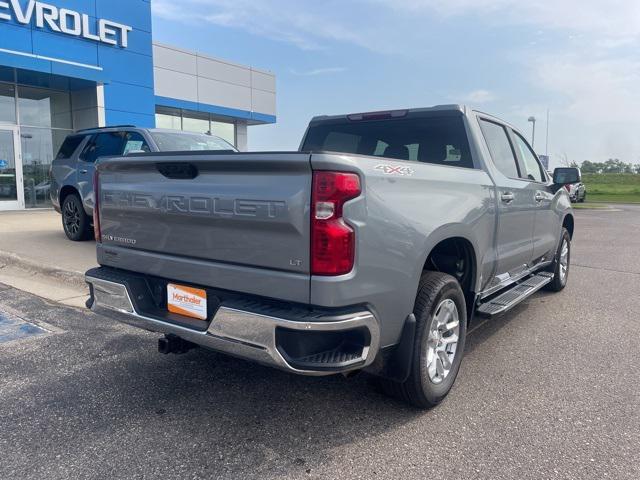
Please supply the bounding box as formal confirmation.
[92,105,573,351]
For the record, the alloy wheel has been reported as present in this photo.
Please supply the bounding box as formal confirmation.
[64,200,81,235]
[425,299,460,384]
[559,239,569,284]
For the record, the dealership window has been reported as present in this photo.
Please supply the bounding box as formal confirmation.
[155,106,236,146]
[21,127,69,208]
[2,79,75,208]
[155,108,182,130]
[0,83,16,124]
[210,120,235,145]
[182,112,210,134]
[18,86,72,130]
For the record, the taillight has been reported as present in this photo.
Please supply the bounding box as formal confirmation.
[311,171,361,275]
[93,169,101,242]
[564,184,571,192]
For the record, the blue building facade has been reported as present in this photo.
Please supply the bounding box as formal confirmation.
[0,0,276,210]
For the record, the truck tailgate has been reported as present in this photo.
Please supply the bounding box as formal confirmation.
[96,153,312,302]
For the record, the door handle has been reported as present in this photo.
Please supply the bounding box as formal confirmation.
[534,192,544,202]
[79,169,88,174]
[501,192,514,203]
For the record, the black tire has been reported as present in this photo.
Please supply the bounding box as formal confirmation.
[544,228,571,292]
[62,194,93,241]
[382,271,467,409]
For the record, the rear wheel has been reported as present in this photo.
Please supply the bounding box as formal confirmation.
[382,271,467,409]
[62,194,93,241]
[545,228,571,292]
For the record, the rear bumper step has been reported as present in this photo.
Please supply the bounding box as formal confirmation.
[85,268,380,376]
[476,272,553,317]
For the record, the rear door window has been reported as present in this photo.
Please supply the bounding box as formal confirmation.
[80,132,126,163]
[302,115,474,168]
[478,119,519,178]
[56,135,87,160]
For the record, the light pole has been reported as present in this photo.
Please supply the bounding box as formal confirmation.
[528,116,536,149]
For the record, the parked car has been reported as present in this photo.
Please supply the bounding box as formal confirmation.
[567,180,586,203]
[50,126,237,241]
[85,105,578,408]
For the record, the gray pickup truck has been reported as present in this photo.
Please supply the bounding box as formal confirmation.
[85,105,578,408]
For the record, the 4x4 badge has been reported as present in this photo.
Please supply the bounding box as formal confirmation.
[375,164,415,176]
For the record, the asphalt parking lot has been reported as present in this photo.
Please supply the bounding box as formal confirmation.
[1,205,639,480]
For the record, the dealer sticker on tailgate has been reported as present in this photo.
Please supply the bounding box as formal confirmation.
[167,283,207,320]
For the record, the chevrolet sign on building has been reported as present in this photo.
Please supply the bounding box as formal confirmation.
[0,0,132,46]
[0,0,276,211]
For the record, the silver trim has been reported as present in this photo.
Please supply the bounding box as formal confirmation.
[481,261,553,300]
[425,299,460,384]
[87,276,380,376]
[476,272,553,317]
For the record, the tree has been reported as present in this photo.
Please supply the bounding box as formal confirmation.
[580,160,599,173]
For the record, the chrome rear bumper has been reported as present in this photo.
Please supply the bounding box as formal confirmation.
[86,273,380,376]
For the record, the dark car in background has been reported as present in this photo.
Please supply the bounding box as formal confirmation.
[50,126,237,241]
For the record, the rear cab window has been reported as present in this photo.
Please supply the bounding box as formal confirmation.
[302,113,475,169]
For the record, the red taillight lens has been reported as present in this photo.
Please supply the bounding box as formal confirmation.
[564,184,571,192]
[93,169,101,242]
[311,171,361,275]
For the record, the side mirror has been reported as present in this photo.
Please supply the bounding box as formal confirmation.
[553,167,581,185]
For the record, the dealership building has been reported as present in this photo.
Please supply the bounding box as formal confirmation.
[0,0,277,211]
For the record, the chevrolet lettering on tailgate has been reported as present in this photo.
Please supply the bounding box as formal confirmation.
[102,191,287,219]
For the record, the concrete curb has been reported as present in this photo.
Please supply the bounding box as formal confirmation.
[0,250,86,290]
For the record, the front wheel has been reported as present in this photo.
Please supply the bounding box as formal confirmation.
[382,271,467,409]
[545,228,571,292]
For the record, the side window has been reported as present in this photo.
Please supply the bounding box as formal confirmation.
[80,132,126,163]
[123,132,151,155]
[512,131,544,182]
[479,119,519,178]
[56,135,86,160]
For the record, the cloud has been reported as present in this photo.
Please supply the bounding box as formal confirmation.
[289,67,347,76]
[152,0,371,51]
[459,89,496,104]
[153,0,640,162]
[381,0,640,44]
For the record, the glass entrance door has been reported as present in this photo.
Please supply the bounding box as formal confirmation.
[0,126,24,210]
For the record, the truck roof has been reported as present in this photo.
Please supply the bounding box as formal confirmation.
[308,104,468,124]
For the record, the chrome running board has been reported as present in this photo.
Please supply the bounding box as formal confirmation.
[476,272,553,317]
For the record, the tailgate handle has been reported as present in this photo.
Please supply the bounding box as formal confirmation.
[156,163,199,180]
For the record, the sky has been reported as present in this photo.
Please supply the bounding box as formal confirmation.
[151,0,640,168]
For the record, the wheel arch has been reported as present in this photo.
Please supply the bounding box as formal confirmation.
[562,213,575,239]
[59,185,81,207]
[417,227,479,319]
